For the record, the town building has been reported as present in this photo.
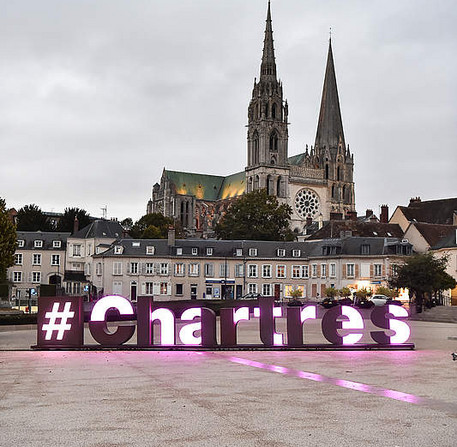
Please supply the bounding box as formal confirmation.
[147,2,355,237]
[93,235,411,302]
[8,231,70,306]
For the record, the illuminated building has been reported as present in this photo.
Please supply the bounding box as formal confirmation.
[147,2,355,237]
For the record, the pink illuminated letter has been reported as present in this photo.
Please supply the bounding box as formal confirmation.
[151,308,176,345]
[179,308,202,345]
[341,306,364,345]
[388,305,410,344]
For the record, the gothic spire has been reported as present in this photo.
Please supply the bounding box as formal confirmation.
[260,1,276,80]
[315,37,346,152]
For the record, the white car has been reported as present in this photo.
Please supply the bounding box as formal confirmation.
[370,295,389,306]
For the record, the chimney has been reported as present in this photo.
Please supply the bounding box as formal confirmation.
[346,211,357,221]
[365,209,373,218]
[380,205,389,223]
[73,216,79,234]
[330,212,343,221]
[167,226,175,247]
[409,197,421,206]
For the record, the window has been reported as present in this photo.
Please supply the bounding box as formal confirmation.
[292,265,301,279]
[145,263,154,274]
[330,263,336,278]
[73,244,81,256]
[204,263,214,277]
[113,262,123,276]
[192,247,198,256]
[248,283,258,294]
[262,264,272,278]
[248,264,258,278]
[360,244,370,255]
[32,272,41,283]
[321,264,327,278]
[160,282,170,295]
[236,249,243,257]
[87,244,92,256]
[220,263,229,278]
[374,264,382,277]
[347,263,355,278]
[129,262,139,274]
[235,264,244,277]
[146,246,155,255]
[276,265,286,278]
[145,282,154,295]
[51,254,60,266]
[84,263,91,276]
[189,263,200,276]
[276,249,286,257]
[72,262,82,270]
[34,240,43,248]
[32,254,41,266]
[176,247,183,256]
[160,263,169,275]
[15,254,23,265]
[132,242,140,248]
[206,247,213,256]
[53,241,61,248]
[17,240,25,248]
[176,284,183,296]
[13,272,22,282]
[262,284,272,296]
[96,263,102,276]
[311,264,317,278]
[249,248,258,257]
[174,263,185,276]
[301,265,309,278]
[292,249,301,257]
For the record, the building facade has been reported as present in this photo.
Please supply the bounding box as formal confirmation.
[94,237,411,302]
[148,2,355,237]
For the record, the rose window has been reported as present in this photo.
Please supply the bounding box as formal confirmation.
[294,189,320,218]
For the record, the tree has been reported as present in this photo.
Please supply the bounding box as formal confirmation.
[339,287,351,298]
[130,213,175,239]
[120,217,134,231]
[390,253,456,312]
[376,286,393,298]
[16,204,52,231]
[57,207,91,233]
[325,287,338,298]
[215,189,293,241]
[0,198,17,281]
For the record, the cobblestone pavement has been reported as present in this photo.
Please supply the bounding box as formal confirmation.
[1,320,457,447]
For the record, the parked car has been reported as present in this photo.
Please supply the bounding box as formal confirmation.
[370,295,403,307]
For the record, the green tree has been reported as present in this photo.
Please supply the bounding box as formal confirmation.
[376,286,393,298]
[355,288,371,299]
[325,287,338,298]
[120,217,134,231]
[215,189,293,241]
[390,253,456,312]
[57,207,91,233]
[16,204,52,231]
[339,287,351,298]
[0,198,17,281]
[130,213,174,239]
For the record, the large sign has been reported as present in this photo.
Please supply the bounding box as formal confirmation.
[34,296,413,350]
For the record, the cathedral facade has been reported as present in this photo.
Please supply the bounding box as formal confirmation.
[147,2,355,237]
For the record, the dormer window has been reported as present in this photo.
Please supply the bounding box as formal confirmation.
[34,240,43,248]
[206,248,213,256]
[249,248,258,257]
[236,248,243,257]
[276,248,285,257]
[360,244,370,255]
[132,242,140,247]
[114,245,123,254]
[17,240,25,248]
[176,247,183,255]
[192,247,198,256]
[146,246,154,255]
[53,241,61,248]
[292,249,301,257]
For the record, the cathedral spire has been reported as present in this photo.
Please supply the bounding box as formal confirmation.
[315,37,345,152]
[260,1,276,80]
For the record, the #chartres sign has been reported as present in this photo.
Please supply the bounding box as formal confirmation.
[35,296,413,350]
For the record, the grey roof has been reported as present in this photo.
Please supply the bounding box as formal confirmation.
[432,229,457,250]
[97,236,411,260]
[71,219,126,239]
[16,231,70,250]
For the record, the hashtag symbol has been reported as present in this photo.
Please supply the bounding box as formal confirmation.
[42,302,75,341]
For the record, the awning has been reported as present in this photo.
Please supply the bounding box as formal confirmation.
[205,279,235,285]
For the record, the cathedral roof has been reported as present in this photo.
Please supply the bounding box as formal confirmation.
[164,170,245,202]
[315,38,346,151]
[288,153,307,166]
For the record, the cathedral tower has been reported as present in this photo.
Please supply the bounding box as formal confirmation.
[245,1,290,199]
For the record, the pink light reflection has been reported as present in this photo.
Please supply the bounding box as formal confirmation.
[226,356,428,406]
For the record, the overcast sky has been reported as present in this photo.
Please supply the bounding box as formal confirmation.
[1,0,455,222]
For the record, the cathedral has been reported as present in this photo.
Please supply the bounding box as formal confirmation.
[147,2,355,237]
